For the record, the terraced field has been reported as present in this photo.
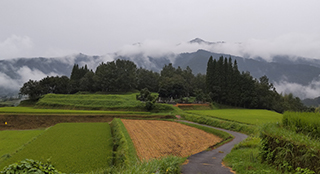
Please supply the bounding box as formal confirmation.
[35,93,145,110]
[0,106,149,115]
[121,119,222,160]
[0,123,113,173]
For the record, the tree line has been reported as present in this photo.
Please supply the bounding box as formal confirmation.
[206,56,310,112]
[20,57,311,112]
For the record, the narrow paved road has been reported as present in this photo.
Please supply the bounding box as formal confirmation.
[177,120,248,174]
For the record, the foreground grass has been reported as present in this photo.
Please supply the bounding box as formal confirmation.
[0,129,44,162]
[223,136,282,174]
[90,156,185,174]
[0,123,113,173]
[0,107,150,115]
[187,109,282,125]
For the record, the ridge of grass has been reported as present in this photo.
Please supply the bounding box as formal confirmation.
[177,121,234,149]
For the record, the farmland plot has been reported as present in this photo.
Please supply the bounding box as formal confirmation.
[121,119,222,160]
[0,122,113,173]
[0,129,44,160]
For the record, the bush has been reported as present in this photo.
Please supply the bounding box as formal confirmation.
[0,159,62,174]
[260,123,320,173]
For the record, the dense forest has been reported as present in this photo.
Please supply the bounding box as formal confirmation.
[19,57,311,113]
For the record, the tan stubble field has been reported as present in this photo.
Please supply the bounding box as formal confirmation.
[121,119,222,160]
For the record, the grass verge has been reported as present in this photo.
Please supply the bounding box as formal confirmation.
[111,118,139,167]
[177,121,234,149]
[90,156,185,174]
[182,113,258,135]
[223,137,282,174]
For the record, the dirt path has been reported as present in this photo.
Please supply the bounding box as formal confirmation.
[177,120,248,174]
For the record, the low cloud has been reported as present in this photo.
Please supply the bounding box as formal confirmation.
[17,66,59,83]
[0,66,60,92]
[0,72,20,90]
[116,33,320,62]
[274,80,320,99]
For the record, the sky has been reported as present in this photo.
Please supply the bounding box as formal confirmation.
[1,0,320,60]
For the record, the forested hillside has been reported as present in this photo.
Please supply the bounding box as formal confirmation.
[19,57,310,113]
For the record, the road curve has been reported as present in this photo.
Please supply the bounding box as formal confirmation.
[177,120,248,174]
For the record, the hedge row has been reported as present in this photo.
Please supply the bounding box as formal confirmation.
[260,123,320,173]
[111,118,138,167]
[182,114,258,135]
[283,111,320,140]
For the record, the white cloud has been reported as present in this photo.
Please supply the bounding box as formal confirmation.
[114,33,320,63]
[17,66,59,83]
[0,72,20,90]
[274,79,320,99]
[210,33,320,61]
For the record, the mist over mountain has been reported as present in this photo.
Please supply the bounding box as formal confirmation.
[1,38,320,101]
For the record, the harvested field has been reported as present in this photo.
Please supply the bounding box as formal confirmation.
[0,115,173,130]
[121,119,222,160]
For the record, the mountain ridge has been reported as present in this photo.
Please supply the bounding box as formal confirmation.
[1,41,320,100]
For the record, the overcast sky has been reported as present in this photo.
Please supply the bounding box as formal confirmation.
[1,0,320,59]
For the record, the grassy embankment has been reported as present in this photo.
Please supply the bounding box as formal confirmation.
[35,93,174,112]
[219,111,320,173]
[181,108,286,173]
[0,123,113,173]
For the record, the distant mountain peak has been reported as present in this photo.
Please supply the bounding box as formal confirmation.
[189,38,222,45]
[189,38,206,44]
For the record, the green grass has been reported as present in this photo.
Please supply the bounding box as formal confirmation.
[177,122,234,148]
[187,109,282,125]
[283,111,320,139]
[111,118,139,167]
[0,123,113,173]
[224,145,282,174]
[35,93,145,110]
[0,129,44,162]
[91,156,185,174]
[260,123,320,173]
[0,107,150,115]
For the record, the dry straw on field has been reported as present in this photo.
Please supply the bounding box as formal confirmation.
[121,119,222,160]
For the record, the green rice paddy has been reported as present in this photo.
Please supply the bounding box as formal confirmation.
[187,109,282,125]
[0,129,44,160]
[0,123,113,173]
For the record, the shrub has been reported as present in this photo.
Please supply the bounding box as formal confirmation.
[0,159,62,174]
[260,123,320,173]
